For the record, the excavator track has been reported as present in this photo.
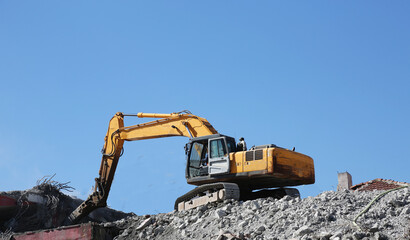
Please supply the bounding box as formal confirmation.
[175,182,240,211]
[240,187,300,201]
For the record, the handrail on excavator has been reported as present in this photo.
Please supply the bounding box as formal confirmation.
[123,110,192,118]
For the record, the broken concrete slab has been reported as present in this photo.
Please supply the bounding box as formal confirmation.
[0,183,133,234]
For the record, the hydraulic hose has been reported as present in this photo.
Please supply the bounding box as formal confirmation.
[352,185,409,231]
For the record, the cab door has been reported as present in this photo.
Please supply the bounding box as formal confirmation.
[208,137,230,175]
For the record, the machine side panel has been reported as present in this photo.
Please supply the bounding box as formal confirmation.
[273,149,315,184]
[229,149,275,174]
[229,152,244,173]
[243,149,268,173]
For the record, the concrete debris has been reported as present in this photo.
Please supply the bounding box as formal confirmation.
[293,226,313,237]
[215,209,227,218]
[136,217,152,230]
[1,185,410,240]
[112,188,410,240]
[216,230,243,240]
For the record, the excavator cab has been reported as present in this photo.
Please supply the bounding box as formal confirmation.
[185,134,236,179]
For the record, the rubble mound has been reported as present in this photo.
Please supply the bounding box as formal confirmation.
[112,188,410,239]
[0,183,133,234]
[1,184,409,239]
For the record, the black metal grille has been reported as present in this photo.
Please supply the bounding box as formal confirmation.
[246,151,254,161]
[255,150,263,160]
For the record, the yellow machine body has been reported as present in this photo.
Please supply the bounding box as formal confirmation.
[230,148,314,182]
[187,146,315,190]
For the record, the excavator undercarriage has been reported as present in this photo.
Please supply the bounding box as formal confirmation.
[174,182,300,211]
[175,182,240,211]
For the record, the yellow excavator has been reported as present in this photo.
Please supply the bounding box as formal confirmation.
[68,111,314,223]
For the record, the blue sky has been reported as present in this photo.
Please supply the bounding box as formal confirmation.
[1,1,409,215]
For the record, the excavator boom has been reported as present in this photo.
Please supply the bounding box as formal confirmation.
[119,113,217,140]
[68,111,218,223]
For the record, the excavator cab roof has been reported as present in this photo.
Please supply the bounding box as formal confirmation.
[188,134,236,143]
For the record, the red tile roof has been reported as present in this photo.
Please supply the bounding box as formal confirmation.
[351,178,409,191]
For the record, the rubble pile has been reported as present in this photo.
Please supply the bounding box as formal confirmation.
[112,188,410,240]
[1,183,409,239]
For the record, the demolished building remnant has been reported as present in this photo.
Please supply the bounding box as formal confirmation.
[351,178,409,191]
[10,223,119,240]
[0,196,17,221]
[337,172,353,191]
[0,183,132,235]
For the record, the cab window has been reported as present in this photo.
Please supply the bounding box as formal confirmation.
[226,139,236,153]
[189,142,203,166]
[188,141,207,177]
[210,139,227,158]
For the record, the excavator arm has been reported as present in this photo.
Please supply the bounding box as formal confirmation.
[68,111,218,223]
